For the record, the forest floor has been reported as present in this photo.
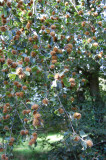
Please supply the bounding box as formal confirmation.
[11,133,63,160]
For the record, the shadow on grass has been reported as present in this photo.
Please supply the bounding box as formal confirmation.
[13,142,49,160]
[13,150,48,160]
[13,133,63,160]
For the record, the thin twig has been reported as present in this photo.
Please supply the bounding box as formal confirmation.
[57,92,75,133]
[21,101,28,109]
[16,110,26,130]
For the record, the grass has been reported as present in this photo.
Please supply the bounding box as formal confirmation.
[1,133,63,160]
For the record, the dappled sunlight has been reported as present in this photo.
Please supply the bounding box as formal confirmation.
[12,133,63,160]
[46,134,63,143]
[13,133,63,153]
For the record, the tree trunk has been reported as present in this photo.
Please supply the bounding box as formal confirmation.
[89,73,100,98]
[88,72,105,122]
[76,62,105,122]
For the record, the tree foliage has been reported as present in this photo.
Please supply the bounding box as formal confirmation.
[0,0,105,159]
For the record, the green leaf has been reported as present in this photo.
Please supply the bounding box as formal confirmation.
[4,137,10,140]
[32,66,38,72]
[54,110,59,115]
[3,8,8,17]
[47,74,54,79]
[45,19,54,23]
[81,140,87,150]
[8,73,16,81]
[79,130,88,138]
[3,64,8,69]
[24,71,30,76]
[63,77,70,87]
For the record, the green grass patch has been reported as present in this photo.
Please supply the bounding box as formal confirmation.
[1,133,63,160]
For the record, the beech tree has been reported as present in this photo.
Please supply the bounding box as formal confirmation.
[0,0,105,159]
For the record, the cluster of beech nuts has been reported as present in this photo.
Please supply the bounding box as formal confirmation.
[32,104,43,127]
[16,67,25,79]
